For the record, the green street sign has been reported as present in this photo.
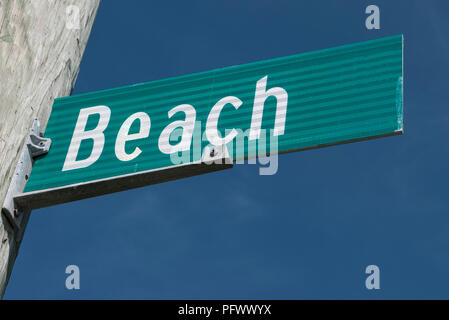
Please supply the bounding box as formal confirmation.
[19,35,403,209]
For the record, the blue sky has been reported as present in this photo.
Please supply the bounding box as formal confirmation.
[5,0,449,299]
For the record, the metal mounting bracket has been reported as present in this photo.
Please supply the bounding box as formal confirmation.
[1,118,51,237]
[201,144,232,165]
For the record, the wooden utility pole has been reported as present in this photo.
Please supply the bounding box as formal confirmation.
[0,0,100,298]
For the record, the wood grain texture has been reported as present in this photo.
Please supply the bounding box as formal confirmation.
[0,0,100,298]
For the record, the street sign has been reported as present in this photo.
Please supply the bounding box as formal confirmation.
[18,35,403,209]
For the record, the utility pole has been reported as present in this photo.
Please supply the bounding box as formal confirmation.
[0,0,100,298]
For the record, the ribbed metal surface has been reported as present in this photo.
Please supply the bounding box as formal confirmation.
[25,35,403,193]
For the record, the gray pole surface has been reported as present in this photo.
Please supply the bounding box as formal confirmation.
[0,0,100,298]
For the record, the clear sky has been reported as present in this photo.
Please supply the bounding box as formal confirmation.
[5,0,449,299]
